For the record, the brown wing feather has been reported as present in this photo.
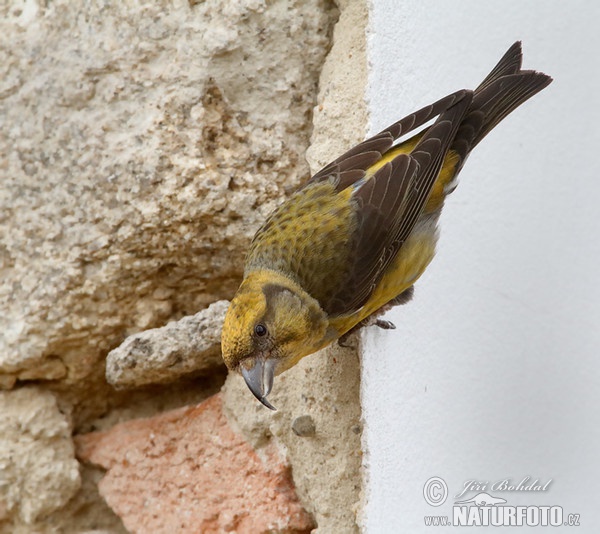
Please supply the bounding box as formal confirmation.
[475,41,523,93]
[308,90,469,189]
[452,42,552,167]
[247,43,551,319]
[323,93,473,315]
[323,42,552,316]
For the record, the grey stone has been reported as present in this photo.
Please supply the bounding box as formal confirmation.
[106,300,228,388]
[0,388,81,524]
[292,415,317,437]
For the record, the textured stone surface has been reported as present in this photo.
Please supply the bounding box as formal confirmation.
[0,0,336,389]
[306,0,370,171]
[0,388,80,525]
[106,300,228,388]
[0,0,370,530]
[222,1,369,532]
[76,394,315,534]
[39,464,127,534]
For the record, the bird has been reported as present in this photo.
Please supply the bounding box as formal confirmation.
[221,42,552,410]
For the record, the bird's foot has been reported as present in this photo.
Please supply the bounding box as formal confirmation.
[374,319,396,330]
[337,317,396,346]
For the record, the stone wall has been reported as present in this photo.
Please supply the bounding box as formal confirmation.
[0,0,367,532]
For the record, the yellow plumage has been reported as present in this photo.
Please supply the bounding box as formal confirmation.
[221,42,552,409]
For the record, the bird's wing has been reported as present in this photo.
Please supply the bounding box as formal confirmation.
[245,90,473,316]
[322,91,473,316]
[307,90,470,191]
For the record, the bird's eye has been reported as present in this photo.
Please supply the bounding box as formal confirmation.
[254,323,267,337]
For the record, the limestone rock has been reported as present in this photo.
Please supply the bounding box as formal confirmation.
[76,393,315,534]
[0,0,337,388]
[106,300,228,388]
[0,388,81,524]
[306,0,369,171]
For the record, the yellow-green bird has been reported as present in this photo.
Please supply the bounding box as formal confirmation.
[221,42,551,409]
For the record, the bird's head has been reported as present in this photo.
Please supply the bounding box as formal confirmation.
[221,270,331,409]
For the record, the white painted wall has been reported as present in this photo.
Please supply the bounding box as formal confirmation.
[361,1,600,531]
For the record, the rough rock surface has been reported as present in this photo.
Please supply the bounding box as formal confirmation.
[306,0,370,170]
[106,300,228,388]
[0,0,372,531]
[0,0,336,392]
[0,388,80,525]
[76,394,315,534]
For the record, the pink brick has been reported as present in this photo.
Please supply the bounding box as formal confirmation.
[76,394,315,533]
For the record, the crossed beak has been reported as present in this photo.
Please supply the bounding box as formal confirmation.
[240,358,277,410]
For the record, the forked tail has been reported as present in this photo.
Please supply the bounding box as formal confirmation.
[451,41,553,169]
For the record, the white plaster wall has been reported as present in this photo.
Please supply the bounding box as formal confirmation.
[361,1,600,531]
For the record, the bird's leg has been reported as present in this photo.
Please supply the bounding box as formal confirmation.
[338,286,414,346]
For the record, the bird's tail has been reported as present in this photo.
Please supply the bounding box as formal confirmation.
[451,41,553,169]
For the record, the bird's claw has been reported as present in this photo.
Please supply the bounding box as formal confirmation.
[374,319,396,330]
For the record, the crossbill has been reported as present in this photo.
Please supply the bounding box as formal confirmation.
[221,42,551,409]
